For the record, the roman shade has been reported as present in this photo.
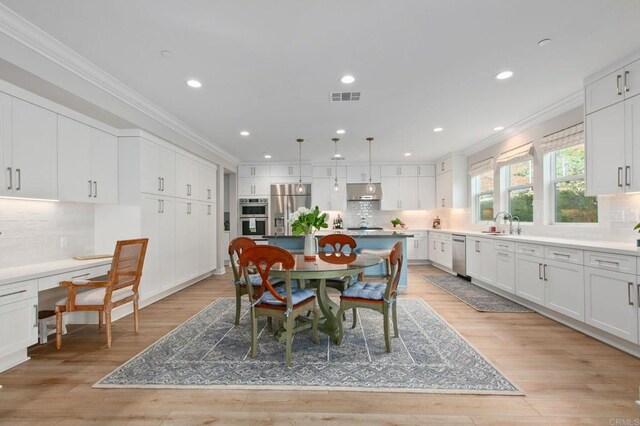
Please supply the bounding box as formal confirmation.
[497,142,534,168]
[539,122,584,154]
[468,157,494,176]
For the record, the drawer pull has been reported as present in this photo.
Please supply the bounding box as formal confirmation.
[497,252,510,257]
[596,259,619,266]
[71,272,90,279]
[522,248,535,253]
[0,289,27,298]
[552,252,571,258]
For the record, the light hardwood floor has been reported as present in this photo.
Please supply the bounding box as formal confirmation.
[1,264,640,425]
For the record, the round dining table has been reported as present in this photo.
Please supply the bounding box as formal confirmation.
[269,252,383,343]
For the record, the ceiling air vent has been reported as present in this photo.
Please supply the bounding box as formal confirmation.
[330,92,361,102]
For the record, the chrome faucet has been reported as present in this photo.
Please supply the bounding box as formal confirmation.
[512,216,522,235]
[493,211,514,234]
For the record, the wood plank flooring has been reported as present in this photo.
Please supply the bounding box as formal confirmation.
[1,264,640,424]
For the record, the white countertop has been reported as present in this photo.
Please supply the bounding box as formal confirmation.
[0,258,112,286]
[426,228,640,256]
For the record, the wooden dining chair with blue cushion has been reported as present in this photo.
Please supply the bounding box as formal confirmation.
[228,237,284,325]
[336,240,403,352]
[317,234,357,291]
[240,245,319,367]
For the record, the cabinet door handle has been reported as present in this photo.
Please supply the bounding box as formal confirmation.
[475,241,480,252]
[628,282,634,306]
[161,177,165,192]
[6,167,12,190]
[93,181,97,198]
[88,179,93,197]
[441,162,444,171]
[625,166,631,187]
[538,263,542,280]
[618,167,623,187]
[543,264,548,281]
[158,199,162,213]
[34,304,39,328]
[624,70,630,93]
[161,199,165,213]
[441,198,444,207]
[158,177,162,191]
[15,168,21,190]
[440,242,444,252]
[617,74,622,95]
[637,283,640,308]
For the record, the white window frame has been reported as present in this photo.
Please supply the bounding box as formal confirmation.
[547,145,597,225]
[501,159,534,223]
[471,171,494,223]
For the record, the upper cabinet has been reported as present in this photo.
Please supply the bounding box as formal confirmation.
[175,154,200,200]
[312,165,347,178]
[346,165,381,183]
[238,165,270,178]
[1,97,57,200]
[140,139,176,197]
[270,164,311,178]
[198,163,216,201]
[435,154,467,208]
[380,165,418,177]
[57,116,117,203]
[585,55,640,196]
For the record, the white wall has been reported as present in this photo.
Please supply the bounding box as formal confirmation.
[0,199,94,268]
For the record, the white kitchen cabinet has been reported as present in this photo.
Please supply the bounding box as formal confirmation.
[381,165,418,177]
[429,233,452,269]
[417,164,435,177]
[140,195,176,298]
[516,254,545,305]
[585,266,638,343]
[381,176,418,210]
[494,250,516,294]
[312,177,347,211]
[626,58,640,99]
[0,93,10,197]
[440,238,452,269]
[626,93,640,192]
[585,69,625,114]
[0,279,38,359]
[57,116,118,204]
[140,140,175,196]
[175,199,199,284]
[347,165,381,184]
[238,176,271,196]
[434,154,467,208]
[198,163,216,201]
[198,202,217,275]
[417,176,436,209]
[407,234,429,261]
[270,164,311,178]
[176,154,199,199]
[436,170,452,208]
[5,97,57,200]
[466,237,495,285]
[544,258,585,321]
[312,165,347,178]
[238,165,270,178]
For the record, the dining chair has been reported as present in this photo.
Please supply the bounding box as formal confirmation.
[240,245,319,367]
[336,240,403,352]
[228,237,286,325]
[54,238,148,349]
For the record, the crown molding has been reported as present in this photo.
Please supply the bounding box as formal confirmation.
[0,4,239,165]
[463,90,583,157]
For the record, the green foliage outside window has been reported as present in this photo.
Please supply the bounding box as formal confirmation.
[552,145,597,223]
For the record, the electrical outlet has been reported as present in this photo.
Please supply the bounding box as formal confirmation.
[59,236,68,248]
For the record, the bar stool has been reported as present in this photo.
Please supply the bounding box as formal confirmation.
[358,248,392,281]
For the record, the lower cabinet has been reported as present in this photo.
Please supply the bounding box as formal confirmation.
[544,259,585,321]
[175,199,199,284]
[198,202,217,275]
[466,237,494,285]
[0,279,38,359]
[585,266,638,343]
[494,250,516,293]
[141,195,176,299]
[407,234,429,261]
[429,233,452,269]
[515,254,545,304]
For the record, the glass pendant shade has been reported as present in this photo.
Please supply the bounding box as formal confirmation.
[297,182,305,194]
[332,137,340,193]
[365,137,375,194]
[365,181,376,194]
[333,179,340,192]
[296,138,305,194]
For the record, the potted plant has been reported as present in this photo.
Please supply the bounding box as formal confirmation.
[634,222,640,247]
[390,218,405,228]
[290,206,329,260]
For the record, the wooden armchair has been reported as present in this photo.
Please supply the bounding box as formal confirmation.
[228,237,285,325]
[336,241,403,352]
[240,245,319,367]
[54,238,148,349]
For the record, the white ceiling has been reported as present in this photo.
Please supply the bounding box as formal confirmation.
[2,0,640,164]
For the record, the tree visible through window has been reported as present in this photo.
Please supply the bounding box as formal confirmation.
[507,160,533,222]
[472,170,494,221]
[550,145,597,223]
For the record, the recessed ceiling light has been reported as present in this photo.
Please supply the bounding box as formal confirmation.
[264,154,272,159]
[340,75,355,84]
[336,129,346,135]
[538,38,552,47]
[404,152,412,157]
[495,71,513,80]
[240,130,250,136]
[333,153,342,158]
[494,126,505,131]
[433,127,444,132]
[160,50,173,57]
[186,79,202,88]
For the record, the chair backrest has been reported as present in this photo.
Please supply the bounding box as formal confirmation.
[239,245,295,304]
[386,241,404,297]
[108,238,148,293]
[228,237,257,280]
[318,234,357,254]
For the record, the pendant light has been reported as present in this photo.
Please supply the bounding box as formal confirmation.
[296,139,306,194]
[365,137,376,194]
[332,137,340,192]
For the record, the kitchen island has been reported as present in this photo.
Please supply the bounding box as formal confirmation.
[263,230,412,289]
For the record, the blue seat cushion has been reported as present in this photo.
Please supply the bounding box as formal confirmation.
[342,282,386,300]
[235,274,284,286]
[260,288,315,306]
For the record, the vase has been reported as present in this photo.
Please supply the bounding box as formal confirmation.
[304,233,317,261]
[637,239,640,247]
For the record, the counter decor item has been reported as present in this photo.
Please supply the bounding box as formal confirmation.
[432,216,441,229]
[290,206,329,260]
[390,218,405,228]
[634,222,640,247]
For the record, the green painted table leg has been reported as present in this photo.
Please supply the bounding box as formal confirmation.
[316,278,341,343]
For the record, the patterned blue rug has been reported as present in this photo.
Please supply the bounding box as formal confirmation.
[95,298,522,394]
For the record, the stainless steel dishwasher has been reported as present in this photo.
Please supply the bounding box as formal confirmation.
[452,234,467,277]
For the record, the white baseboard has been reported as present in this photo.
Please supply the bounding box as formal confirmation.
[213,267,226,275]
[0,348,29,373]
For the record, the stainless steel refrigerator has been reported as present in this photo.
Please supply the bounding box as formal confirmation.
[270,184,312,236]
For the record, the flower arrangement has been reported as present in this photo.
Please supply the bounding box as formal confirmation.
[290,206,329,235]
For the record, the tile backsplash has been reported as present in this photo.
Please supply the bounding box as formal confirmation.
[326,201,433,229]
[0,199,94,268]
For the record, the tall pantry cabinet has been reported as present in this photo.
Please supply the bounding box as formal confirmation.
[95,134,218,303]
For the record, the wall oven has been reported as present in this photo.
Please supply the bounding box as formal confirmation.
[239,198,268,217]
[239,198,269,238]
[239,216,268,238]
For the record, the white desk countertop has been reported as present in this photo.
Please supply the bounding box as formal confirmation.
[0,258,112,287]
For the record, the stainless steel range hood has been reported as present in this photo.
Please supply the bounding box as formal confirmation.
[347,183,382,201]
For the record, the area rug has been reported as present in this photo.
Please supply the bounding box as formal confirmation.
[94,297,522,395]
[422,274,533,313]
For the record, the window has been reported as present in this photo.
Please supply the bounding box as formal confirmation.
[505,160,534,222]
[471,170,494,221]
[549,144,597,223]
